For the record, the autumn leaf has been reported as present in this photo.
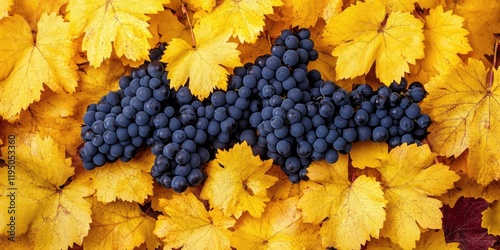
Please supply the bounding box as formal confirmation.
[411,5,472,82]
[74,149,155,203]
[148,9,191,48]
[350,141,389,169]
[154,192,235,250]
[66,0,169,67]
[366,230,459,249]
[82,198,160,250]
[0,13,78,119]
[482,200,500,236]
[375,0,445,12]
[200,142,277,218]
[287,0,342,28]
[0,135,93,249]
[442,197,500,249]
[200,0,283,43]
[424,58,500,185]
[0,0,12,19]
[162,21,241,100]
[11,0,68,28]
[231,196,321,250]
[446,0,500,65]
[323,0,425,84]
[378,144,460,249]
[298,155,387,249]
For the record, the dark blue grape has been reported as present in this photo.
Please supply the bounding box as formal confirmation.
[171,176,189,193]
[417,114,431,128]
[283,50,299,66]
[372,126,389,142]
[324,149,339,163]
[276,66,290,81]
[399,116,414,132]
[405,103,421,119]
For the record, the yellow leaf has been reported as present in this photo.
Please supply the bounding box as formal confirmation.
[415,229,460,249]
[75,149,155,203]
[11,0,68,28]
[67,0,169,67]
[0,135,93,249]
[0,0,12,19]
[188,0,215,12]
[413,5,472,82]
[74,59,125,113]
[439,174,500,207]
[446,0,500,65]
[82,198,160,250]
[162,21,241,100]
[0,13,78,119]
[423,58,500,185]
[375,0,446,12]
[266,164,304,200]
[0,90,83,160]
[201,0,283,43]
[154,192,235,250]
[298,156,387,249]
[482,200,500,236]
[288,0,342,28]
[148,9,191,48]
[231,196,321,250]
[378,144,460,249]
[350,141,389,169]
[321,0,343,21]
[200,142,277,218]
[323,0,424,85]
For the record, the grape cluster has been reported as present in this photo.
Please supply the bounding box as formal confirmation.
[79,44,169,170]
[79,28,432,192]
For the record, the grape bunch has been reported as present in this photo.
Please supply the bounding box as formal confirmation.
[79,44,169,170]
[78,28,432,192]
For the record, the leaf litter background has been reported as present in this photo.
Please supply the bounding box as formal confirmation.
[0,0,499,249]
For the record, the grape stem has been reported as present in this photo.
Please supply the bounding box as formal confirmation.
[181,2,197,48]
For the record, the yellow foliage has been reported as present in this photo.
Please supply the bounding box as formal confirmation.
[75,149,155,203]
[0,135,93,249]
[0,13,78,119]
[200,142,277,218]
[323,0,425,85]
[298,156,387,249]
[162,21,241,100]
[154,192,235,250]
[378,144,460,249]
[0,0,12,20]
[424,58,500,185]
[231,196,321,249]
[350,141,389,169]
[482,200,500,236]
[201,0,283,43]
[66,0,169,67]
[83,198,160,250]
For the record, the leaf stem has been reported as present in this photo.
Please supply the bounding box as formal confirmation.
[181,2,197,48]
[489,36,499,90]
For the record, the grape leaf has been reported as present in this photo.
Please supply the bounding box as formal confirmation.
[350,141,389,169]
[200,142,277,218]
[375,0,445,12]
[266,163,305,201]
[82,198,160,250]
[188,0,215,12]
[288,0,342,28]
[482,200,500,236]
[161,21,241,100]
[442,197,499,249]
[378,144,460,249]
[200,0,283,43]
[366,230,459,249]
[298,155,387,249]
[446,0,500,65]
[423,58,500,185]
[74,149,155,203]
[231,196,321,250]
[11,0,68,28]
[413,5,472,82]
[154,192,235,250]
[0,0,12,19]
[323,0,425,85]
[0,135,93,249]
[0,13,79,119]
[66,0,169,67]
[148,9,191,48]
